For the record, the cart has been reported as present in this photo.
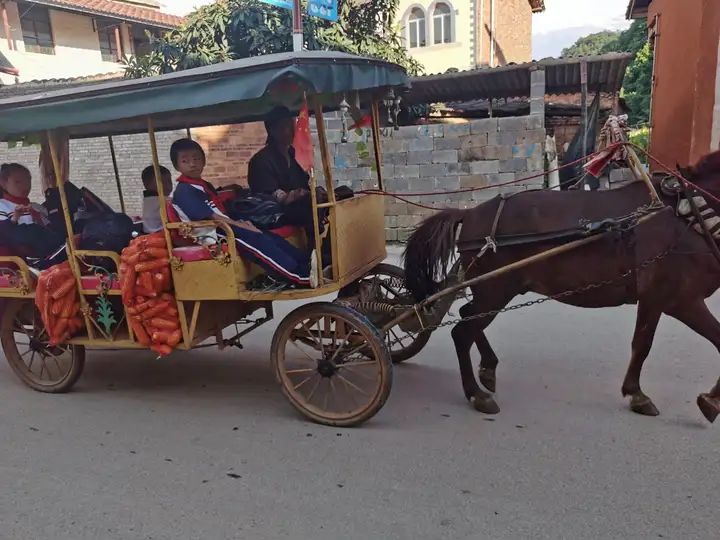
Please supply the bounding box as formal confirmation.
[0,51,427,427]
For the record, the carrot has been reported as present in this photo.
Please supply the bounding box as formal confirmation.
[152,272,165,292]
[51,276,76,300]
[129,318,151,346]
[146,247,169,259]
[53,318,69,341]
[166,329,182,347]
[133,299,154,313]
[160,268,171,291]
[147,317,179,330]
[139,301,171,320]
[135,258,170,273]
[152,344,173,357]
[139,271,154,292]
[151,331,170,344]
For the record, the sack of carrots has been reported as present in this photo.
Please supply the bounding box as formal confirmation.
[35,261,83,346]
[119,232,181,356]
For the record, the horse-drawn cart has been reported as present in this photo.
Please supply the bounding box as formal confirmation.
[0,52,428,427]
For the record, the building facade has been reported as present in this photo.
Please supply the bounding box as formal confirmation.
[396,0,544,74]
[0,0,181,84]
[628,0,720,167]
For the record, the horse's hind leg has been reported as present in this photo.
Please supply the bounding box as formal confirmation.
[621,301,662,416]
[666,300,720,423]
[451,304,500,414]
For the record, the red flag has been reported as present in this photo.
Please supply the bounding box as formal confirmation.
[349,114,372,131]
[294,99,314,173]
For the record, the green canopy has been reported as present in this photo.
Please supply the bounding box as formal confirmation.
[0,52,409,141]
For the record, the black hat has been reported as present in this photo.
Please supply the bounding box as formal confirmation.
[264,106,293,131]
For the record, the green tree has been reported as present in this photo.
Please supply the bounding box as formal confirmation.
[123,0,422,78]
[561,30,620,57]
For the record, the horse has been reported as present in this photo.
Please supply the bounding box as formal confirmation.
[403,150,720,423]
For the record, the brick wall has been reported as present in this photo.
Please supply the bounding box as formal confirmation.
[1,116,545,242]
[314,115,546,241]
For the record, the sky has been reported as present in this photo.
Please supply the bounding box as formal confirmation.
[161,0,632,59]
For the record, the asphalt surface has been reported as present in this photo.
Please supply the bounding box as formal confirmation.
[1,250,718,540]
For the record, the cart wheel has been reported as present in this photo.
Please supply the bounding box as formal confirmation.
[1,300,85,393]
[271,302,392,427]
[337,263,431,363]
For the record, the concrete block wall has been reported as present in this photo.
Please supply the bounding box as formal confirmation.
[314,116,546,241]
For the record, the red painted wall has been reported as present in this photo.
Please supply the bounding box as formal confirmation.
[648,0,720,168]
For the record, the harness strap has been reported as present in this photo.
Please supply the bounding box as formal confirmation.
[681,183,720,267]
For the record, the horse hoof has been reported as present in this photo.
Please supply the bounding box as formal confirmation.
[630,395,659,417]
[478,369,496,393]
[472,393,500,414]
[697,394,720,423]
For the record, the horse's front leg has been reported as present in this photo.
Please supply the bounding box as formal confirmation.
[621,301,662,416]
[666,300,720,423]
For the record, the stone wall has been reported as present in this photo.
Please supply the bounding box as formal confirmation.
[315,115,546,241]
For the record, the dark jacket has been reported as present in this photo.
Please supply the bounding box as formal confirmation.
[247,144,309,195]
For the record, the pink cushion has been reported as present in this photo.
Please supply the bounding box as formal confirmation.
[0,275,13,288]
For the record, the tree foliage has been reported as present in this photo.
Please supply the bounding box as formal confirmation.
[122,0,422,78]
[558,20,652,126]
[561,30,621,58]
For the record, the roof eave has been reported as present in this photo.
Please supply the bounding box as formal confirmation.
[626,0,650,19]
[26,0,182,29]
[529,0,545,13]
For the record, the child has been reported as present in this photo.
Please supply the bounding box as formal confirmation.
[141,165,173,234]
[0,163,65,261]
[168,139,313,288]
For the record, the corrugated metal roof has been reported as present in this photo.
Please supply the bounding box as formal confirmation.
[627,0,651,19]
[405,53,634,105]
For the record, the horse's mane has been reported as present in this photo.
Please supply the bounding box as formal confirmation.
[691,149,720,179]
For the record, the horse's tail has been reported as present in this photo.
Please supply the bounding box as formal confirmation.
[403,209,464,301]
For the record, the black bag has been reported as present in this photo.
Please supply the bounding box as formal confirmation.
[79,213,134,270]
[228,191,286,229]
[44,181,83,235]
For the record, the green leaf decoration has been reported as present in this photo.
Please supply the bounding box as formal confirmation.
[95,295,117,334]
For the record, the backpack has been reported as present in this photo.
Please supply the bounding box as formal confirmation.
[228,191,286,229]
[79,213,135,271]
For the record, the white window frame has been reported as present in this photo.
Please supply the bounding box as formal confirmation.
[406,6,427,49]
[431,2,453,45]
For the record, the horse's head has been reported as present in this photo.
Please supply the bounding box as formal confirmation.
[680,149,720,201]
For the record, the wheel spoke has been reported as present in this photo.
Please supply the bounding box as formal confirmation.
[288,339,319,365]
[341,363,377,382]
[336,373,369,397]
[306,375,322,403]
[293,373,316,391]
[27,350,36,372]
[285,368,317,375]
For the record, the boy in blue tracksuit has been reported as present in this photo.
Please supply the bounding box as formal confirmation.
[169,139,312,287]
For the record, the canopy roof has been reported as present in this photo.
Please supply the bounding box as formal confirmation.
[0,51,409,141]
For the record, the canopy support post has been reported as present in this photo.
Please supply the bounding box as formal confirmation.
[47,131,94,339]
[313,97,338,282]
[370,100,385,192]
[292,0,303,52]
[108,136,126,214]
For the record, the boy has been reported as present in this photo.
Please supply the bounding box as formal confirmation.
[0,163,66,261]
[169,139,313,287]
[141,165,173,233]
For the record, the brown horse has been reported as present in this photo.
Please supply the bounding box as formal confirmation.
[403,150,720,423]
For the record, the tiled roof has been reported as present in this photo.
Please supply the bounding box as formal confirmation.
[27,0,183,28]
[0,71,123,98]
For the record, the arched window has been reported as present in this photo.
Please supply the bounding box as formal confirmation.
[433,3,452,44]
[408,8,426,48]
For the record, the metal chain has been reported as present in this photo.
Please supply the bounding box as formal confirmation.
[385,245,674,347]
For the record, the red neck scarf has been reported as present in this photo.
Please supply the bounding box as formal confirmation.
[176,175,227,213]
[2,192,30,205]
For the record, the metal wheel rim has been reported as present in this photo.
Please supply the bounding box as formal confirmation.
[276,311,388,422]
[5,304,77,387]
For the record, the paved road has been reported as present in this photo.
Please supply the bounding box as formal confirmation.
[1,255,718,539]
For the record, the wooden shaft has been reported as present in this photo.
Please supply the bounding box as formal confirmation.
[108,136,126,214]
[309,170,324,286]
[147,118,174,255]
[2,2,12,51]
[383,209,669,332]
[626,146,661,204]
[371,100,385,191]
[47,131,95,339]
[313,97,338,281]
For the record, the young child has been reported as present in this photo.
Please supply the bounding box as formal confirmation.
[168,139,313,287]
[0,163,65,261]
[141,165,173,234]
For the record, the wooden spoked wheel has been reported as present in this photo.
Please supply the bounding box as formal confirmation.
[1,300,85,393]
[338,264,431,363]
[271,302,393,427]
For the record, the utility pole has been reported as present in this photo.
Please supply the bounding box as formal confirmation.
[292,0,303,52]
